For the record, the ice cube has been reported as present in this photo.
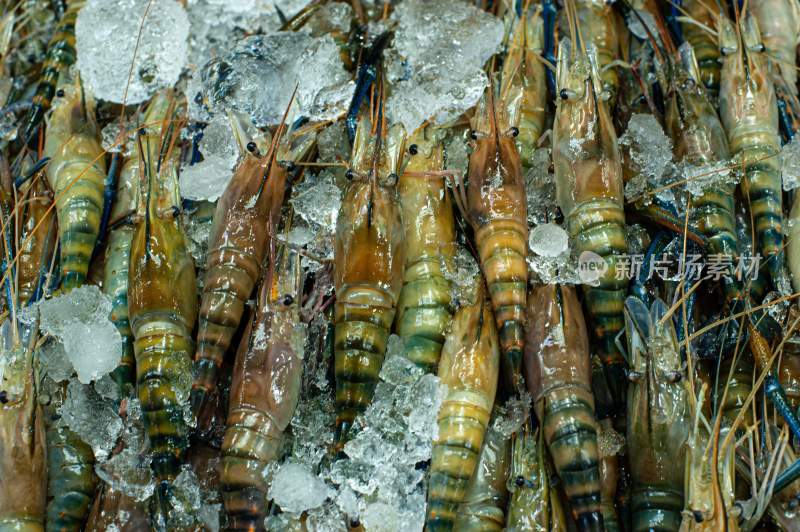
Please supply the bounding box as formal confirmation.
[782,136,800,190]
[179,114,241,201]
[269,463,330,514]
[76,0,189,104]
[38,338,73,383]
[291,171,342,230]
[387,0,504,133]
[38,285,122,384]
[525,148,560,225]
[620,114,674,203]
[59,379,123,461]
[529,223,569,258]
[195,32,352,127]
[442,246,481,306]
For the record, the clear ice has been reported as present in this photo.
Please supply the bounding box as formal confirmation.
[179,114,241,201]
[269,462,330,514]
[289,170,342,271]
[194,32,352,126]
[37,285,122,384]
[620,114,674,204]
[781,135,800,190]
[76,0,189,104]
[59,378,123,461]
[387,0,504,134]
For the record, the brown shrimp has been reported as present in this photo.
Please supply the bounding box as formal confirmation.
[458,86,528,394]
[525,284,604,531]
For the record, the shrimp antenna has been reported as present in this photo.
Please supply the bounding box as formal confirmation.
[255,84,299,202]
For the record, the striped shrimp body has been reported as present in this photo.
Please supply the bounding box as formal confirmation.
[426,285,500,531]
[0,342,46,532]
[191,117,315,418]
[552,41,627,411]
[560,0,622,103]
[506,423,567,532]
[16,176,56,305]
[463,88,528,394]
[665,43,741,304]
[21,0,83,143]
[525,283,604,531]
[453,407,512,532]
[128,100,198,506]
[624,296,691,532]
[43,74,106,291]
[718,14,783,283]
[680,0,721,98]
[501,4,547,167]
[221,246,304,531]
[334,112,406,443]
[103,96,174,399]
[395,128,455,373]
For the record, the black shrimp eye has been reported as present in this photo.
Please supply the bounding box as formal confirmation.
[510,127,519,137]
[349,518,360,528]
[469,130,478,140]
[285,161,297,172]
[345,169,354,180]
[693,510,704,523]
[282,294,293,306]
[246,141,257,153]
[515,475,525,487]
[56,88,65,98]
[559,89,570,100]
[409,143,418,155]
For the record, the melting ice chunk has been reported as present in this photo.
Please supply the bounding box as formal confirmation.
[620,113,674,203]
[76,0,189,104]
[38,338,73,383]
[59,379,123,461]
[179,114,241,201]
[195,32,352,127]
[387,0,504,133]
[269,463,330,514]
[38,285,122,384]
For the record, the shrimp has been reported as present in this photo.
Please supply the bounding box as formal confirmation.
[501,3,548,167]
[103,95,172,400]
[190,110,315,418]
[552,34,627,412]
[334,105,406,443]
[453,406,512,532]
[127,93,197,515]
[664,41,741,305]
[15,175,56,306]
[221,243,304,532]
[624,296,691,532]
[21,0,83,143]
[524,283,604,530]
[395,127,455,373]
[43,73,106,291]
[426,283,500,531]
[460,86,528,393]
[718,11,783,284]
[0,331,46,532]
[506,422,568,532]
[749,0,800,91]
[559,0,623,103]
[679,0,722,98]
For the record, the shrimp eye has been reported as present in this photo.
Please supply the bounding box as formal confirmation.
[282,294,293,306]
[693,511,704,523]
[284,161,297,173]
[246,141,257,153]
[509,127,519,137]
[56,88,65,98]
[349,518,360,528]
[559,88,570,100]
[515,475,525,487]
[409,143,418,155]
[384,173,398,186]
[0,390,6,404]
[345,169,354,180]
[469,130,478,140]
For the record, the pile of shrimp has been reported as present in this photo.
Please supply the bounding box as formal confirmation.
[2,0,800,530]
